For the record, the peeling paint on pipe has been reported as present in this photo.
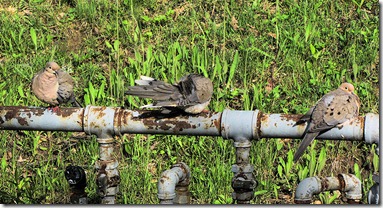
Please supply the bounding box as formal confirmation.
[115,109,221,136]
[158,162,191,204]
[84,106,116,138]
[0,106,83,131]
[295,174,362,204]
[0,106,378,143]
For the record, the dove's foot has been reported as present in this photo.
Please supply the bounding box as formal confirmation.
[47,106,60,113]
[201,109,210,113]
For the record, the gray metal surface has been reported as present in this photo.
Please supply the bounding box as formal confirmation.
[0,106,378,204]
[0,106,378,143]
[295,174,362,204]
[158,162,191,204]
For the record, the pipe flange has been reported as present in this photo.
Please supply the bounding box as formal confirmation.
[97,138,115,144]
[158,192,176,200]
[233,141,252,148]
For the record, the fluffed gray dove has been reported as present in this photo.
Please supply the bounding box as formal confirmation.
[293,82,360,162]
[125,74,213,114]
[32,62,82,109]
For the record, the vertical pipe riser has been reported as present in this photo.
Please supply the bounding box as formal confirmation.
[84,106,121,204]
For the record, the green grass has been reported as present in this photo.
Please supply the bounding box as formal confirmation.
[0,0,379,204]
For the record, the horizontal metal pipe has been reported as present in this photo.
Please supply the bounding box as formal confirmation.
[259,113,365,141]
[295,174,362,204]
[0,106,83,132]
[0,106,378,143]
[114,108,221,136]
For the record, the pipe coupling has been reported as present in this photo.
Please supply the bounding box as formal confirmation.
[364,113,379,144]
[221,109,260,141]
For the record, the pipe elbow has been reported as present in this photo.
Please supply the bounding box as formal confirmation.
[295,176,321,204]
[157,162,190,203]
[338,174,362,201]
[157,169,180,201]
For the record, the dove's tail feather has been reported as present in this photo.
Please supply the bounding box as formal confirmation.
[293,116,310,127]
[293,131,320,162]
[293,106,314,127]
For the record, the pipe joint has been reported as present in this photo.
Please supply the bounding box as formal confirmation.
[338,174,362,201]
[158,163,191,204]
[221,109,260,141]
[364,113,379,145]
[174,185,190,204]
[95,160,120,204]
[233,141,252,148]
[84,105,116,138]
[295,174,362,204]
[231,174,256,203]
[294,176,321,204]
[231,163,256,203]
[171,162,191,186]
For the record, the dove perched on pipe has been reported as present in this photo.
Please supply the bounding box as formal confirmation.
[293,83,360,162]
[32,62,82,108]
[125,74,213,114]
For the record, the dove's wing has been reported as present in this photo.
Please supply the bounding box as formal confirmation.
[293,87,360,162]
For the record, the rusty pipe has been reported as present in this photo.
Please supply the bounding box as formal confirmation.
[295,174,362,204]
[95,138,120,204]
[231,140,257,204]
[0,107,378,143]
[158,162,191,204]
[0,106,84,131]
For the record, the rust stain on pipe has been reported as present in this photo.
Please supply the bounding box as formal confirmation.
[96,107,107,119]
[141,117,195,133]
[4,109,18,121]
[279,114,304,123]
[257,112,265,137]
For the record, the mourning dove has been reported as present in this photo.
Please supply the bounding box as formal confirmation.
[293,83,360,162]
[125,74,213,114]
[32,62,82,109]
